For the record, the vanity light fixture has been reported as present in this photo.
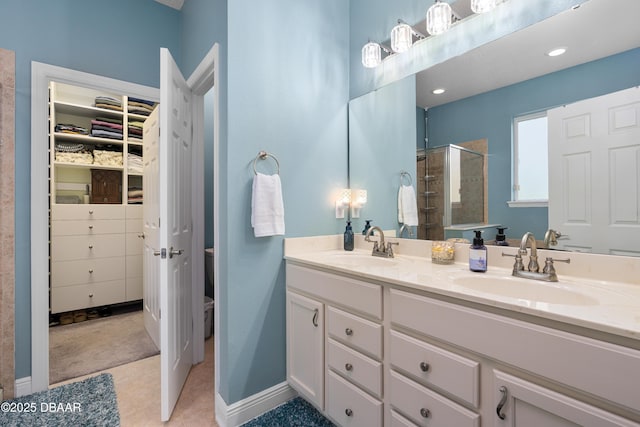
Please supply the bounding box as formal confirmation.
[351,189,368,218]
[391,19,427,53]
[470,0,497,13]
[362,41,394,68]
[426,0,453,36]
[546,47,567,57]
[432,88,446,94]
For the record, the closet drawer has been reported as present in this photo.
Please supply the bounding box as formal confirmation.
[51,219,125,236]
[389,371,479,427]
[126,276,143,301]
[126,255,142,278]
[390,330,479,408]
[391,410,419,427]
[126,204,143,219]
[327,370,382,427]
[51,257,125,287]
[126,232,143,254]
[327,306,382,360]
[327,338,382,398]
[52,204,125,220]
[51,234,125,262]
[51,280,126,313]
[125,218,142,233]
[286,264,382,319]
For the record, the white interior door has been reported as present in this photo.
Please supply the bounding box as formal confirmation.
[159,47,194,421]
[548,86,640,256]
[143,106,161,349]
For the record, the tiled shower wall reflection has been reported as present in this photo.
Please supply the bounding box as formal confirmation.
[0,47,16,399]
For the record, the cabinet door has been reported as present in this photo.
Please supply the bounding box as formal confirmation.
[493,370,640,427]
[287,291,324,410]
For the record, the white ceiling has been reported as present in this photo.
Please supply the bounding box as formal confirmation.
[416,0,640,108]
[155,0,185,10]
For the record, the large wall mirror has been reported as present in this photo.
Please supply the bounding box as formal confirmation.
[349,0,640,256]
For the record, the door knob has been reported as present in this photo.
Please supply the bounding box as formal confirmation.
[169,247,184,258]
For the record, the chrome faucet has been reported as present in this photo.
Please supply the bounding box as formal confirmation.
[365,226,398,258]
[502,232,570,282]
[543,229,562,248]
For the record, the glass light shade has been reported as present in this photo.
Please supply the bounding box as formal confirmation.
[362,42,382,68]
[391,23,413,53]
[470,0,497,13]
[426,1,452,35]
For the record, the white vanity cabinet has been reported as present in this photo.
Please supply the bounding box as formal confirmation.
[285,259,640,427]
[286,263,384,427]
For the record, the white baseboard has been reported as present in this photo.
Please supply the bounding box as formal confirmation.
[15,377,32,397]
[215,381,297,427]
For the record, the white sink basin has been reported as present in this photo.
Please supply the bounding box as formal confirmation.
[451,275,598,306]
[319,252,398,268]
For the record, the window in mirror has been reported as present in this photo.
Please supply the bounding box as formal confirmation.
[511,112,548,207]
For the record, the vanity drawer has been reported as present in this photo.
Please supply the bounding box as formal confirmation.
[390,410,419,427]
[51,279,126,313]
[126,232,143,254]
[327,338,382,398]
[51,219,125,236]
[51,234,125,262]
[327,306,382,359]
[390,330,479,408]
[51,257,125,287]
[327,370,382,427]
[286,264,382,319]
[389,370,479,427]
[52,204,125,220]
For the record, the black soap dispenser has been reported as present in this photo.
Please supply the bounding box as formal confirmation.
[344,221,354,251]
[469,230,487,272]
[362,220,373,236]
[495,227,509,246]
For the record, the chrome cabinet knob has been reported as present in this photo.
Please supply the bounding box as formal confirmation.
[88,225,94,230]
[88,293,94,298]
[345,328,353,336]
[88,210,94,215]
[420,408,431,418]
[88,244,93,249]
[420,362,430,372]
[88,269,94,274]
[345,363,353,371]
[345,408,353,417]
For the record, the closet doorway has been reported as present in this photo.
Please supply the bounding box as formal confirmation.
[31,44,219,422]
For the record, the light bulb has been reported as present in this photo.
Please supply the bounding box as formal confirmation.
[470,0,497,14]
[362,42,382,68]
[426,0,452,35]
[391,23,413,53]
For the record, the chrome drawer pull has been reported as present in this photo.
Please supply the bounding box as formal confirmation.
[496,386,508,420]
[345,328,353,336]
[420,362,430,372]
[345,363,353,371]
[420,408,431,418]
[345,408,353,417]
[312,309,319,327]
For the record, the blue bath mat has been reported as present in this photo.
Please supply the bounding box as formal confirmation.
[242,397,335,427]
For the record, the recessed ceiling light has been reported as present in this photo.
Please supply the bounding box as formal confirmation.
[547,47,567,57]
[432,88,446,95]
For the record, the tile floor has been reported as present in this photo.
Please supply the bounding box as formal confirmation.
[55,337,217,426]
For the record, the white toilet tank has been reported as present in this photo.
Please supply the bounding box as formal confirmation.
[205,248,214,292]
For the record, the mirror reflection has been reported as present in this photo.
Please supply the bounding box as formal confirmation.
[349,0,640,256]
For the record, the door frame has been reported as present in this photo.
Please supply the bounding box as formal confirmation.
[30,47,218,392]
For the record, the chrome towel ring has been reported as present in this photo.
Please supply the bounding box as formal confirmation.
[400,171,412,186]
[253,151,280,175]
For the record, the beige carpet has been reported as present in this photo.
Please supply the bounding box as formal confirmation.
[49,310,159,384]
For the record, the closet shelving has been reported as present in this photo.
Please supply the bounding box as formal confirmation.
[48,81,156,314]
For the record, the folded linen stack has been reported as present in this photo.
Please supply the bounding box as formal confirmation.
[128,187,143,204]
[128,120,145,141]
[54,143,93,164]
[95,96,122,112]
[128,152,143,174]
[55,123,89,135]
[93,149,123,167]
[91,117,123,140]
[128,97,156,117]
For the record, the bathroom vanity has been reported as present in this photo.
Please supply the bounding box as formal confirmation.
[285,236,640,427]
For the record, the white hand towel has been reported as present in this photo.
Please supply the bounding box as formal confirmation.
[251,172,285,237]
[398,184,419,226]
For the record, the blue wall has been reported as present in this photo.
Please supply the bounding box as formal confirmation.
[427,48,640,239]
[0,0,180,380]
